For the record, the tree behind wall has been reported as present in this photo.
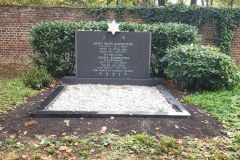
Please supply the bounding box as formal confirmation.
[190,0,197,5]
[158,0,166,6]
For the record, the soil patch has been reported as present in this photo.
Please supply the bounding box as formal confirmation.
[0,81,225,140]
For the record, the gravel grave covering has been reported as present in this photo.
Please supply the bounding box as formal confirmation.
[47,84,175,112]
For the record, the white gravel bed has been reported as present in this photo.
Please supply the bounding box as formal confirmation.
[47,84,175,113]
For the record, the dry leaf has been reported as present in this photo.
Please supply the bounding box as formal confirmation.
[66,147,73,153]
[155,128,160,130]
[24,120,38,126]
[23,131,28,136]
[64,120,70,126]
[201,120,209,124]
[74,142,78,146]
[182,127,188,130]
[21,155,28,159]
[59,146,68,151]
[110,116,115,120]
[101,126,107,133]
[10,134,16,139]
[174,125,179,129]
[40,140,45,145]
[226,131,233,136]
[62,132,67,136]
[33,143,40,148]
[57,154,62,159]
[131,130,137,134]
[48,135,56,139]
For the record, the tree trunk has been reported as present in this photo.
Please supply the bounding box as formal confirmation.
[190,0,197,5]
[210,0,214,6]
[158,0,166,6]
[206,0,209,6]
[229,0,235,8]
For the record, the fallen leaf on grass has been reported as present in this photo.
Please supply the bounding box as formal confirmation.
[59,146,72,152]
[226,131,233,136]
[74,142,78,146]
[33,143,40,148]
[16,142,21,145]
[101,126,107,133]
[174,125,179,129]
[59,146,68,151]
[21,155,28,159]
[24,120,38,126]
[66,147,73,153]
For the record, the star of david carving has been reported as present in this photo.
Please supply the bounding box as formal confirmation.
[107,20,120,35]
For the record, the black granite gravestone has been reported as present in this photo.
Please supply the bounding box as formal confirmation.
[76,31,151,79]
[63,30,162,86]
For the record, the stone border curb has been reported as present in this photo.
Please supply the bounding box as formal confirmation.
[31,84,191,118]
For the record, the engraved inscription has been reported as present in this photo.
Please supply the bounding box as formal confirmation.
[76,31,151,79]
[92,42,134,77]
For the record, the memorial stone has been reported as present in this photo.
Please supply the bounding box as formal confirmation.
[76,31,151,79]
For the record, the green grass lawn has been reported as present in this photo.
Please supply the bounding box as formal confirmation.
[183,82,240,159]
[184,84,240,131]
[0,76,239,159]
[0,77,38,113]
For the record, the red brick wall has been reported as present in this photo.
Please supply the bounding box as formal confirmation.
[0,5,239,66]
[198,22,217,46]
[231,27,240,66]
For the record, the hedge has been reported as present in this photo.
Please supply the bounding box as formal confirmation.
[162,44,240,90]
[29,21,199,77]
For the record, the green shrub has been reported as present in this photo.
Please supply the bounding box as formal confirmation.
[30,22,81,77]
[20,66,53,89]
[162,44,240,90]
[120,22,199,75]
[30,21,198,77]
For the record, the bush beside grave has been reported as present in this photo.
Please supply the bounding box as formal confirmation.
[29,21,198,77]
[20,66,53,89]
[161,44,240,90]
